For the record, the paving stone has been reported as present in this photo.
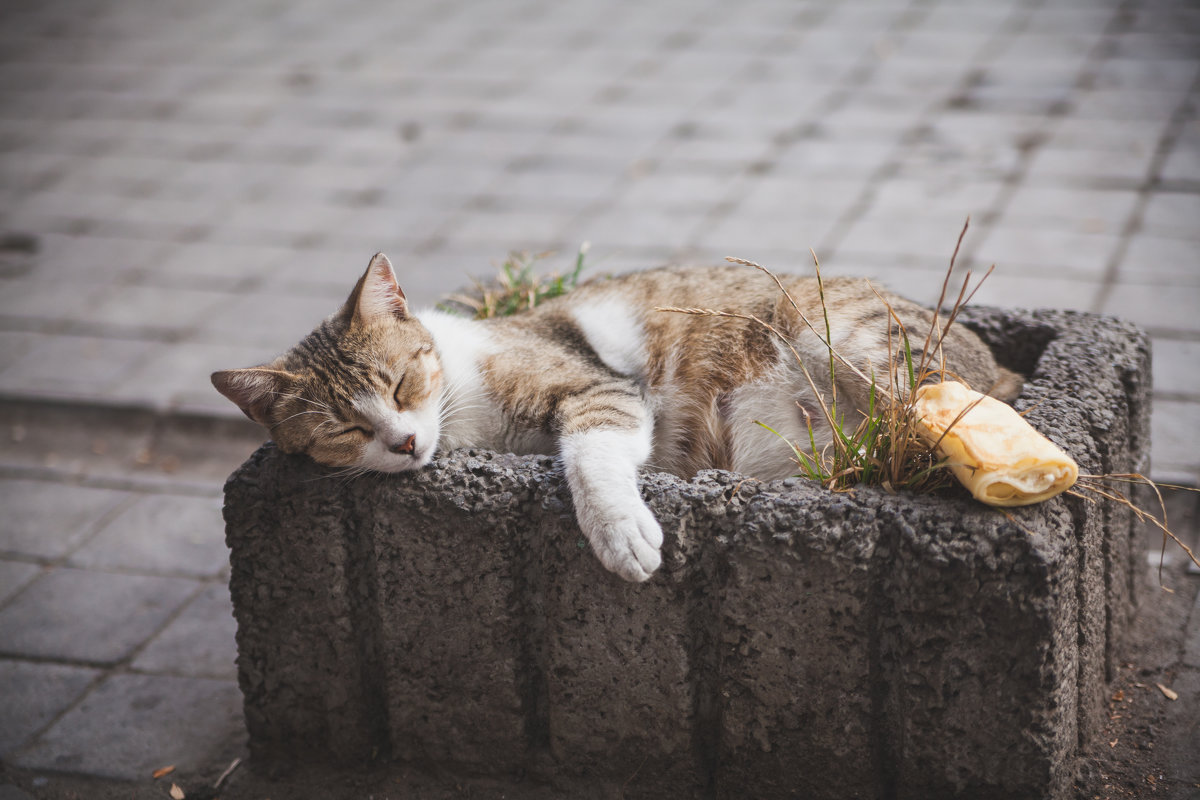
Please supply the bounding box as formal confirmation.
[0,567,198,664]
[1023,145,1156,185]
[132,582,238,679]
[1140,193,1200,241]
[191,292,348,350]
[132,241,292,290]
[9,673,243,780]
[614,172,734,214]
[0,334,161,403]
[886,28,996,60]
[208,200,347,244]
[995,30,1101,65]
[318,203,454,247]
[834,213,994,265]
[1151,337,1200,398]
[0,278,109,330]
[1116,235,1200,286]
[1041,117,1168,155]
[1068,88,1189,122]
[569,207,706,252]
[1091,57,1200,93]
[1149,399,1200,476]
[730,175,869,217]
[447,207,576,247]
[66,284,233,338]
[997,185,1141,235]
[1159,135,1200,182]
[867,57,979,95]
[898,136,1025,183]
[486,166,625,209]
[558,245,684,279]
[770,139,899,180]
[106,339,279,415]
[664,131,776,167]
[970,226,1122,279]
[696,210,841,255]
[0,332,39,373]
[867,176,1005,218]
[0,479,132,561]
[1100,282,1200,334]
[963,272,1103,315]
[1022,6,1119,35]
[0,660,100,756]
[68,494,228,578]
[18,233,168,285]
[0,560,42,608]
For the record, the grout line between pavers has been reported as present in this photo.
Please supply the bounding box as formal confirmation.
[953,0,1142,268]
[0,463,228,497]
[1091,67,1200,315]
[677,0,934,255]
[817,0,1037,264]
[0,548,228,583]
[1,577,220,764]
[0,394,261,442]
[0,492,142,618]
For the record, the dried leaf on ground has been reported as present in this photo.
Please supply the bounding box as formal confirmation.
[152,765,176,779]
[170,783,185,800]
[1155,682,1178,701]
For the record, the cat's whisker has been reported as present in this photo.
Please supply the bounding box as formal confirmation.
[437,381,477,410]
[314,463,371,487]
[270,409,333,429]
[334,465,374,490]
[438,408,487,430]
[438,399,486,419]
[271,392,333,411]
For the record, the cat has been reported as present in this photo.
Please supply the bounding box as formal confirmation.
[213,253,1022,583]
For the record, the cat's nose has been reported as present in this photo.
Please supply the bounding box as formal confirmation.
[389,434,416,455]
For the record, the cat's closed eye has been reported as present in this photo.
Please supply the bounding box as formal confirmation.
[392,374,406,408]
[341,425,372,439]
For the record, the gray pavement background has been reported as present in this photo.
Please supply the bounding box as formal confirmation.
[0,0,1198,796]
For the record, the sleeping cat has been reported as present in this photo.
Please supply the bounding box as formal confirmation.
[213,253,1022,583]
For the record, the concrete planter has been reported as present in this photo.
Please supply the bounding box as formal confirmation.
[223,308,1150,799]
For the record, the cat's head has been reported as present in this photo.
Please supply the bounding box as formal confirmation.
[212,253,443,473]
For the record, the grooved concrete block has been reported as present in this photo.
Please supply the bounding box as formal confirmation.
[224,309,1150,799]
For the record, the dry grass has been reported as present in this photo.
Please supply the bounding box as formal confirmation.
[661,219,1200,577]
[439,243,591,320]
[659,220,990,494]
[1071,474,1200,580]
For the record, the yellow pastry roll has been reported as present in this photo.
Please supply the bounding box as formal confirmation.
[911,381,1078,506]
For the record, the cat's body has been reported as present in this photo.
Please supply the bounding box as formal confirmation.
[214,254,1021,582]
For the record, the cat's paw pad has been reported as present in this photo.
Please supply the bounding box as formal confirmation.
[589,504,663,583]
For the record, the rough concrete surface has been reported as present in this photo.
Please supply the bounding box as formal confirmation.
[224,308,1151,799]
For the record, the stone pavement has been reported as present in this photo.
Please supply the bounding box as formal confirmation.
[0,0,1197,796]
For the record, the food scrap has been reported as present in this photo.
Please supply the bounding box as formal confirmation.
[911,381,1078,506]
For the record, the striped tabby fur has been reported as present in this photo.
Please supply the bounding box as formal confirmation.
[213,253,1022,582]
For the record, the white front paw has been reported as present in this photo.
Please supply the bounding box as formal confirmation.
[584,502,663,582]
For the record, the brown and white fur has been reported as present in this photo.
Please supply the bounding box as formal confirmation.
[213,253,1021,583]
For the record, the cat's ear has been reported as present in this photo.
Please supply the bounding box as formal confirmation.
[211,367,296,427]
[347,252,408,324]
